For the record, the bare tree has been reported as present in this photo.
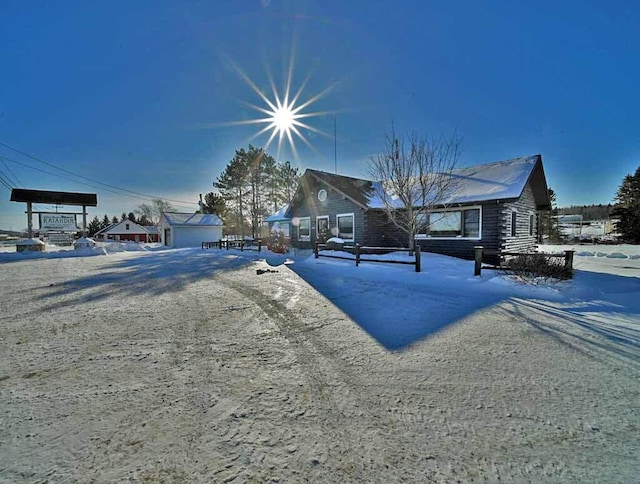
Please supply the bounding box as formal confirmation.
[136,198,175,225]
[369,127,461,251]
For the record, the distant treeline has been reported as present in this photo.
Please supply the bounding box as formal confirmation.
[557,204,614,220]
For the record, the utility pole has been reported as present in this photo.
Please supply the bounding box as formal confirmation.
[334,115,337,174]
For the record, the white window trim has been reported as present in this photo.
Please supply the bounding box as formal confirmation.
[415,205,483,240]
[336,212,355,242]
[298,216,311,241]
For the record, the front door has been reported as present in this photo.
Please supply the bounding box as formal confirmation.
[164,229,171,246]
[316,216,329,243]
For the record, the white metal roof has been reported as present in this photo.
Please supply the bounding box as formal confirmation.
[162,212,224,226]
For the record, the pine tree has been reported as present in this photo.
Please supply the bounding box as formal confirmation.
[540,188,560,242]
[102,214,111,229]
[127,212,137,223]
[202,192,227,218]
[215,149,250,238]
[88,216,101,236]
[276,161,300,208]
[111,216,119,224]
[613,167,640,242]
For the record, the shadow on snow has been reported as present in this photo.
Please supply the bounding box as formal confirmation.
[289,256,640,355]
[35,249,262,312]
[32,248,640,360]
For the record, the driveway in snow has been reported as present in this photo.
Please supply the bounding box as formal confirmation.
[0,247,639,482]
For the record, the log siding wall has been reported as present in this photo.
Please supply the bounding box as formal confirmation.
[289,173,541,264]
[501,182,538,253]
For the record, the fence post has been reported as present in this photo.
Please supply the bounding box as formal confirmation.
[355,244,361,267]
[241,240,244,252]
[218,239,222,249]
[564,250,575,271]
[258,238,261,253]
[415,243,421,272]
[474,246,484,276]
[314,241,319,259]
[226,240,229,250]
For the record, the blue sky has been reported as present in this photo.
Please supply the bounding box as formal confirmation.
[1,0,639,230]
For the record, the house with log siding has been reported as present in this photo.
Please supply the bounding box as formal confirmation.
[274,155,550,264]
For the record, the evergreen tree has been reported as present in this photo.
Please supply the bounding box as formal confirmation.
[276,160,300,207]
[540,188,560,242]
[88,216,101,236]
[612,166,640,242]
[127,212,137,223]
[202,192,227,219]
[213,146,299,238]
[215,149,250,238]
[102,214,111,229]
[121,212,127,221]
[111,216,119,224]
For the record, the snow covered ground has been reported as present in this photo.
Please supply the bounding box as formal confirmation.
[0,243,638,482]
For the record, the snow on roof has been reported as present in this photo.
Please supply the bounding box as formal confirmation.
[265,204,290,222]
[163,212,224,226]
[368,155,541,208]
[93,222,118,236]
[94,220,153,235]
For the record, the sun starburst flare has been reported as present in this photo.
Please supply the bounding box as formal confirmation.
[223,55,341,160]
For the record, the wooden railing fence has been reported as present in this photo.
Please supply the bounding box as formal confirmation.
[314,242,421,272]
[202,239,262,252]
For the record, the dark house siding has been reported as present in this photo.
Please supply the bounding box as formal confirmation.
[285,159,548,264]
[501,182,538,253]
[413,203,503,264]
[364,210,407,247]
[289,174,365,249]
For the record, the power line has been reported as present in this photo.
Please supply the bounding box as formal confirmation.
[0,172,13,190]
[0,157,195,211]
[0,157,23,186]
[0,154,197,210]
[0,155,158,203]
[0,168,17,188]
[0,141,199,207]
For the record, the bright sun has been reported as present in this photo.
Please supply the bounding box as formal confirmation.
[225,56,340,160]
[272,105,295,135]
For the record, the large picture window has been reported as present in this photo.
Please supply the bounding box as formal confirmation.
[298,217,310,241]
[417,207,481,239]
[429,211,462,237]
[336,213,354,241]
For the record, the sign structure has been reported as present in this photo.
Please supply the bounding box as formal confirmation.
[39,213,78,232]
[10,188,97,239]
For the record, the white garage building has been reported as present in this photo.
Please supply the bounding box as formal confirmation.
[158,212,224,248]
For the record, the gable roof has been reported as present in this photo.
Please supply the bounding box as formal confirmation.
[293,155,550,211]
[265,204,290,222]
[369,154,550,209]
[94,219,152,236]
[161,212,224,226]
[306,169,373,208]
